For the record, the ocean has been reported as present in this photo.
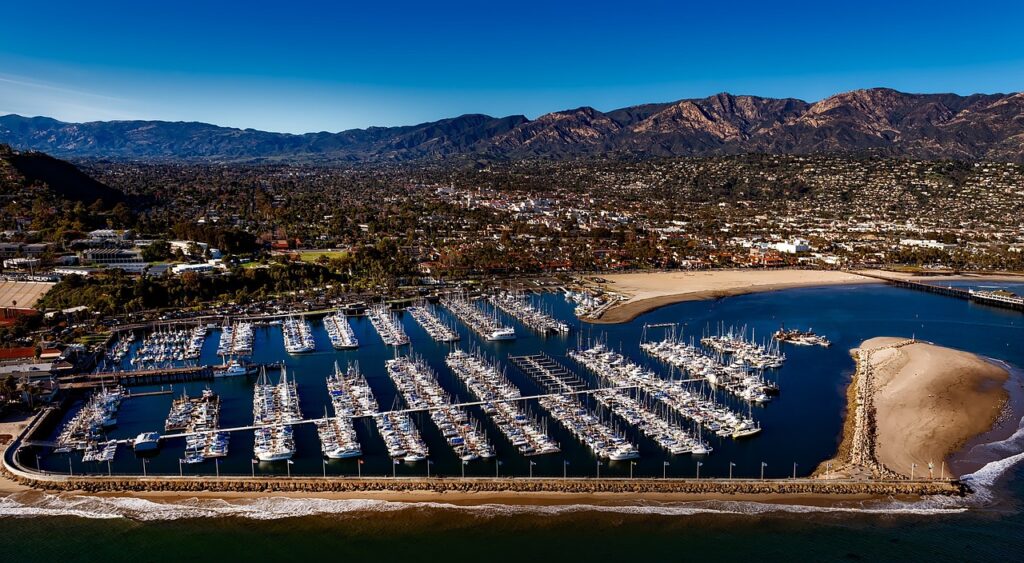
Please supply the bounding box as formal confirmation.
[2,280,1023,561]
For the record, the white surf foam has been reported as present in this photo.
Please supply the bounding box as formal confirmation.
[0,491,971,521]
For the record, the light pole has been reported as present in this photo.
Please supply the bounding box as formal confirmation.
[322,458,327,478]
[910,463,917,480]
[495,459,501,478]
[358,459,363,479]
[629,461,636,479]
[461,460,466,479]
[696,461,702,480]
[792,462,798,479]
[940,461,945,480]
[928,461,934,480]
[760,462,767,480]
[826,461,832,478]
[427,459,433,478]
[529,460,535,478]
[107,459,112,476]
[596,460,602,479]
[141,458,147,477]
[251,458,257,477]
[287,459,293,478]
[729,462,735,479]
[663,461,669,479]
[178,458,183,477]
[563,460,569,479]
[68,455,73,476]
[35,454,40,472]
[394,459,399,479]
[215,458,221,478]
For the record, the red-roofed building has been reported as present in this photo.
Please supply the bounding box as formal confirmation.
[0,347,36,361]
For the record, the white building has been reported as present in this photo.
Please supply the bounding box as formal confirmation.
[899,239,957,250]
[772,239,810,254]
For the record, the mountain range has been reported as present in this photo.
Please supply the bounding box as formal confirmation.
[3,88,1024,163]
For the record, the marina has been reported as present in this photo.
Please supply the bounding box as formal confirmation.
[282,317,316,354]
[510,353,640,460]
[406,302,460,342]
[446,349,560,456]
[441,293,516,341]
[323,311,359,349]
[54,387,125,453]
[21,281,1024,482]
[131,325,207,367]
[386,355,495,460]
[217,321,254,356]
[489,291,570,335]
[166,388,229,463]
[700,324,786,369]
[316,362,375,458]
[571,343,758,441]
[252,369,302,461]
[374,411,429,462]
[367,304,410,346]
[641,335,778,404]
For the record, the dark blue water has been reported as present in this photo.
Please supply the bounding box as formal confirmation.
[5,281,1024,561]
[35,282,1024,481]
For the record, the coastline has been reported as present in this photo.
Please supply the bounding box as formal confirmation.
[0,472,959,513]
[817,337,1009,480]
[587,269,1024,324]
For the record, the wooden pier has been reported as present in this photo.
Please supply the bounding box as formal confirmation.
[856,271,1024,312]
[60,366,215,389]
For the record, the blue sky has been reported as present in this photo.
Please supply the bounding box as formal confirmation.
[2,0,1023,133]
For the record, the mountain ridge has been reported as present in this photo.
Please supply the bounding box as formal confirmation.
[3,88,1024,163]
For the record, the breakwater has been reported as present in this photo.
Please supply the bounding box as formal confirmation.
[1,469,964,497]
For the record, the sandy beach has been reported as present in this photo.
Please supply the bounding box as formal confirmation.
[588,269,1024,324]
[589,269,874,323]
[821,337,1009,480]
[0,470,946,511]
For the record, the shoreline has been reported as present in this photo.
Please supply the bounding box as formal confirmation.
[587,269,1024,324]
[817,337,1010,480]
[0,471,962,511]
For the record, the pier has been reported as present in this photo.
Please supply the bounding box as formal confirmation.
[59,365,215,388]
[855,271,1024,312]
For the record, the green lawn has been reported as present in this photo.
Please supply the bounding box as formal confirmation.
[297,250,349,263]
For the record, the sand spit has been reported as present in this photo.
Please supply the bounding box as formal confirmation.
[819,338,1009,480]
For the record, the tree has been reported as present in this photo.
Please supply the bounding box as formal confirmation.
[141,240,171,262]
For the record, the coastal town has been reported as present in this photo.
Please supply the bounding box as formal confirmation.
[6,1,1024,559]
[2,142,1023,501]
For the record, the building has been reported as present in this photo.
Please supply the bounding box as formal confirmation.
[80,248,144,265]
[0,243,52,258]
[2,257,41,269]
[899,239,957,250]
[772,239,811,254]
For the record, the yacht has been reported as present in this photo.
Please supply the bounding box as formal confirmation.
[214,360,253,377]
[486,327,517,341]
[133,432,161,452]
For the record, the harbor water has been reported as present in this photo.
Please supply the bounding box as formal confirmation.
[4,281,1024,560]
